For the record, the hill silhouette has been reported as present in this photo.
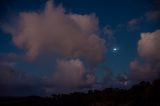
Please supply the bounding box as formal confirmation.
[0,79,160,106]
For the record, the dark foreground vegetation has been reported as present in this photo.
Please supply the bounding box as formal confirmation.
[0,79,160,106]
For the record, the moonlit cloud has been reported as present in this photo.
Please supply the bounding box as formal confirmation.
[130,60,157,81]
[138,29,160,61]
[2,0,106,90]
[4,0,105,64]
[130,29,160,81]
[52,59,96,88]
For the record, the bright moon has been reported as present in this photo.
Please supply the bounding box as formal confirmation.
[113,47,119,52]
[113,48,117,51]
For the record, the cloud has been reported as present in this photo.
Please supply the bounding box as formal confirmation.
[130,29,160,81]
[145,11,160,21]
[116,74,129,86]
[127,17,142,31]
[138,29,160,61]
[52,59,96,88]
[129,60,158,81]
[1,0,107,92]
[0,64,45,96]
[3,0,105,64]
[103,25,113,38]
[0,53,23,63]
[154,0,160,4]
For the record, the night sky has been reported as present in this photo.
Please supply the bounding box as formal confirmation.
[0,0,160,96]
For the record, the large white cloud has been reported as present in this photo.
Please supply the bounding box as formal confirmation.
[4,0,105,64]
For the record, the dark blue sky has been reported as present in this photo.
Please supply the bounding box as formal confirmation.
[0,0,160,96]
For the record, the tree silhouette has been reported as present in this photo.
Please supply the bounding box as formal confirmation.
[0,78,160,106]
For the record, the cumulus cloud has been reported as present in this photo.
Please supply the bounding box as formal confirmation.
[1,0,107,91]
[145,11,160,21]
[138,29,160,61]
[52,59,96,88]
[130,29,160,81]
[4,0,105,64]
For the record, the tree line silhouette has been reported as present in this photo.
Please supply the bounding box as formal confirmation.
[0,79,160,106]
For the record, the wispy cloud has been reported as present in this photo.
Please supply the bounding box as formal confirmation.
[145,11,160,22]
[103,25,114,38]
[127,17,143,31]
